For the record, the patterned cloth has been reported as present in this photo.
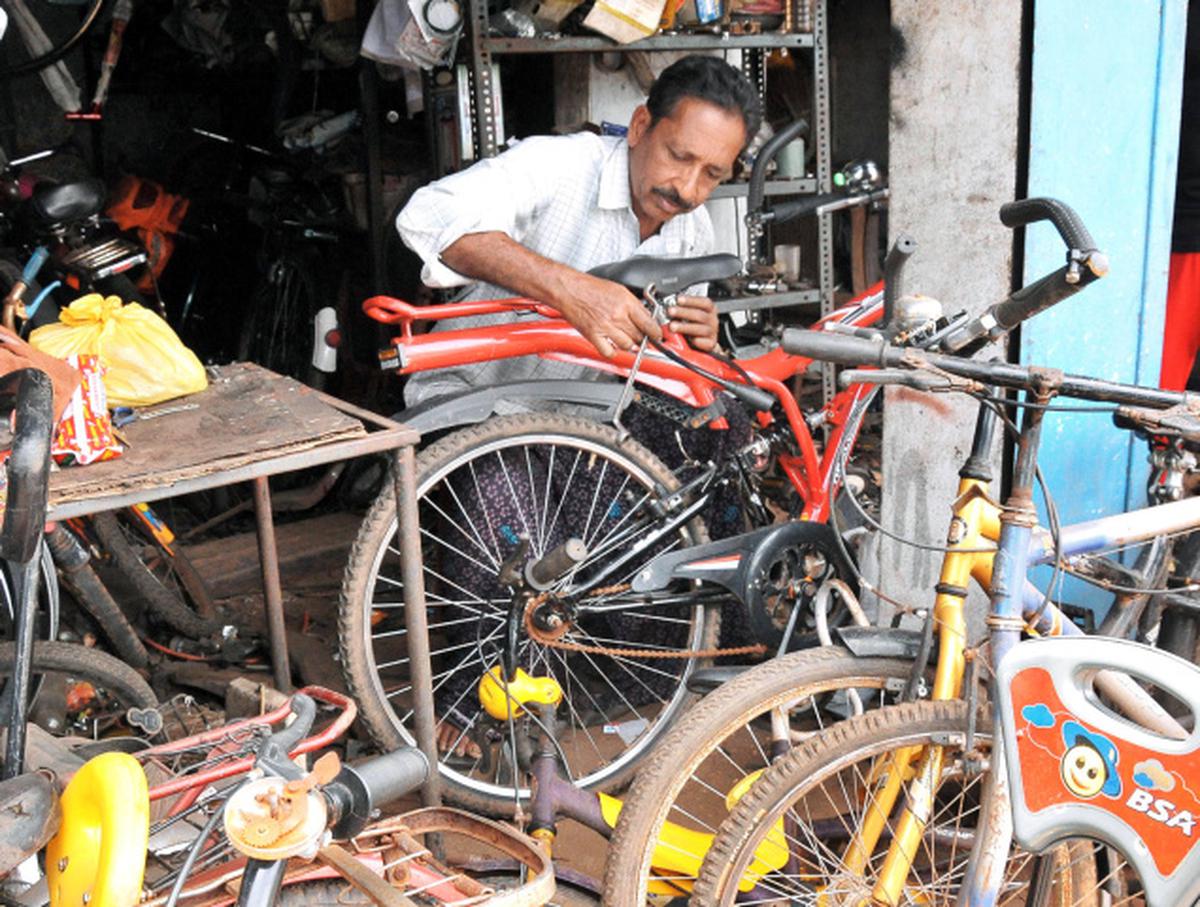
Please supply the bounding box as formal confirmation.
[396,132,715,408]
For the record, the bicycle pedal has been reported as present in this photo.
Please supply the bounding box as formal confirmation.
[633,390,726,429]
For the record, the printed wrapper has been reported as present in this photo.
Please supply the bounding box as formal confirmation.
[52,354,124,466]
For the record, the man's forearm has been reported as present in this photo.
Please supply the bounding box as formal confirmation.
[438,230,663,358]
[440,232,572,310]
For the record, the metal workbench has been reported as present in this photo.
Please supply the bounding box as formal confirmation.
[45,362,442,805]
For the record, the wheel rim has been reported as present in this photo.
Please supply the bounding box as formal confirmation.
[358,430,709,801]
[636,673,905,900]
[709,725,1137,906]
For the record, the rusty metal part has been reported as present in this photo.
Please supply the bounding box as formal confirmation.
[521,586,765,659]
[317,843,419,907]
[352,807,555,907]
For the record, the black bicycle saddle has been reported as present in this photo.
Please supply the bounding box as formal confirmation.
[588,253,742,296]
[27,178,106,227]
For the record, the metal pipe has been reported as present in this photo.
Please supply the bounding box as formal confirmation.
[394,448,441,808]
[252,477,291,693]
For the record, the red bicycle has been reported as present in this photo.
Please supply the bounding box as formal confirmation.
[335,233,905,815]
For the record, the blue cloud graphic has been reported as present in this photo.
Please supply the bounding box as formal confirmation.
[1021,703,1055,728]
[1133,759,1175,792]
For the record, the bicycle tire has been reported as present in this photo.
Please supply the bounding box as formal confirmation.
[338,413,716,817]
[602,646,914,905]
[0,0,109,79]
[690,700,1123,907]
[237,249,325,388]
[0,640,157,736]
[56,555,149,668]
[91,510,216,638]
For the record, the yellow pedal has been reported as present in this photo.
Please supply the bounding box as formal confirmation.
[478,667,563,720]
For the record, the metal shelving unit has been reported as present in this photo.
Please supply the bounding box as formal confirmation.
[462,0,835,389]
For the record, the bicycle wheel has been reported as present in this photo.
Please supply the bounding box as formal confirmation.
[691,700,1129,906]
[602,646,915,905]
[91,509,216,638]
[0,640,157,737]
[237,249,325,387]
[339,413,716,816]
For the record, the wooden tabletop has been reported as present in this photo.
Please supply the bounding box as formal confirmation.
[47,362,417,516]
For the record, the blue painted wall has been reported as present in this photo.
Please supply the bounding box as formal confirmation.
[1022,1,1187,613]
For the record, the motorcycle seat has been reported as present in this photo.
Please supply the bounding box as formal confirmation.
[588,253,741,296]
[28,178,106,227]
[0,772,59,876]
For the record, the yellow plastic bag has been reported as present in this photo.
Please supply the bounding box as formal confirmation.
[29,294,207,407]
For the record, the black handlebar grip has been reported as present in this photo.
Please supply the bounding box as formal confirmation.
[343,747,429,810]
[766,193,843,226]
[781,329,893,367]
[267,694,317,754]
[727,381,779,414]
[999,197,1097,252]
[748,119,808,214]
[991,263,1102,331]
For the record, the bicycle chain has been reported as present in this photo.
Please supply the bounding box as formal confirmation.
[522,585,766,659]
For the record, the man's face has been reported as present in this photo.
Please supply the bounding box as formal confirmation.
[627,96,746,232]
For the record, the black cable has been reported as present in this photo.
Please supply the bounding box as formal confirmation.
[163,793,227,907]
[0,0,111,80]
[649,337,764,400]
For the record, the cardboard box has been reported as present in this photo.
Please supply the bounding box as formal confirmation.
[584,0,668,43]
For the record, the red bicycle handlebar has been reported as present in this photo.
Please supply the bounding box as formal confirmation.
[144,686,357,801]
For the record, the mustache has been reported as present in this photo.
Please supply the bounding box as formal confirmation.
[652,186,697,213]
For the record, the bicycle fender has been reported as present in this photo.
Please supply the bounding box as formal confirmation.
[997,636,1200,907]
[396,380,623,434]
[833,625,927,661]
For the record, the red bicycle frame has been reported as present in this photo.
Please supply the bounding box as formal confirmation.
[365,286,883,522]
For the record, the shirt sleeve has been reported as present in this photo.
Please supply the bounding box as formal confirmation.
[396,135,578,288]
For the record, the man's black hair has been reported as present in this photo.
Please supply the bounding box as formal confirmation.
[646,55,763,148]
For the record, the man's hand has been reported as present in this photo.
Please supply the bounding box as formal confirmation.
[556,271,662,359]
[667,295,719,352]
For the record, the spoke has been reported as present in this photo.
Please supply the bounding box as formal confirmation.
[419,525,502,579]
[495,449,536,544]
[543,448,584,546]
[439,476,503,570]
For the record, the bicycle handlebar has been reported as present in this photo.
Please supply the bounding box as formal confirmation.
[748,119,808,214]
[782,328,1188,410]
[941,198,1108,353]
[999,197,1097,252]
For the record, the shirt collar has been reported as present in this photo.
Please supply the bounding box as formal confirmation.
[597,139,631,211]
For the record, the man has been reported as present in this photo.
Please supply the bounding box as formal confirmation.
[397,54,762,404]
[396,55,762,757]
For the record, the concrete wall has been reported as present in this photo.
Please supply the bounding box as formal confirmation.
[872,3,1023,624]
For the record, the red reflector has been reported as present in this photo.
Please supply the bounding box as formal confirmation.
[325,329,342,348]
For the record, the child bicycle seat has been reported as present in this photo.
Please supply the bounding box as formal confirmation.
[997,636,1200,907]
[45,752,149,907]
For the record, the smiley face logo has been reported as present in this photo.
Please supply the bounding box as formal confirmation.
[1059,720,1122,800]
[1062,741,1107,798]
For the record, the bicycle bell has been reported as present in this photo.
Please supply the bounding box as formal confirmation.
[836,159,882,193]
[891,293,944,339]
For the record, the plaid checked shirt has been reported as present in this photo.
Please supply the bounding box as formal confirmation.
[397,132,715,407]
